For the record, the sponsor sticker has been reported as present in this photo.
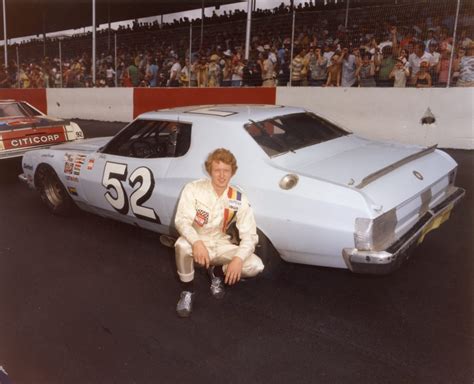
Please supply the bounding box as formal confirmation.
[87,158,95,170]
[228,199,241,210]
[65,175,79,182]
[194,209,209,227]
[67,186,78,196]
[64,153,87,176]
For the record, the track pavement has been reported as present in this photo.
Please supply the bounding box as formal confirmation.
[0,120,472,384]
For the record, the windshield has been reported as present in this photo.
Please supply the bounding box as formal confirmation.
[245,112,349,157]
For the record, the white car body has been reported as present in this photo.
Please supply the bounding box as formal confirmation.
[20,104,464,274]
[0,100,83,160]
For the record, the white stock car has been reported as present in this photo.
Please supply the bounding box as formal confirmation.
[20,104,464,274]
[0,100,83,159]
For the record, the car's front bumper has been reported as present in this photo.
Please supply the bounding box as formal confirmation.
[342,186,465,274]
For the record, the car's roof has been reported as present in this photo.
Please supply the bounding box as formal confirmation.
[137,104,306,123]
[0,100,19,104]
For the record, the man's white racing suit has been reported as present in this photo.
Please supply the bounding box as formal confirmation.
[174,179,264,282]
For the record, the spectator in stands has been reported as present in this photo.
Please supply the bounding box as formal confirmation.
[325,54,341,86]
[146,58,159,87]
[106,64,116,87]
[231,57,244,87]
[167,56,180,87]
[127,60,140,87]
[0,65,10,88]
[260,51,275,87]
[221,51,233,87]
[456,42,474,87]
[338,47,358,87]
[428,41,440,84]
[207,54,221,87]
[374,27,398,87]
[356,53,376,87]
[195,56,208,87]
[390,57,409,87]
[291,49,306,86]
[307,46,328,86]
[436,46,451,87]
[415,61,432,88]
[408,42,432,85]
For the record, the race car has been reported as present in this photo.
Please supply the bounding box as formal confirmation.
[19,104,465,274]
[0,100,83,160]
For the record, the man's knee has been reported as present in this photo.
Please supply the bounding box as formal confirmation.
[175,237,192,256]
[242,254,265,277]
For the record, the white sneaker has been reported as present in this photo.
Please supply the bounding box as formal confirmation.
[176,291,194,318]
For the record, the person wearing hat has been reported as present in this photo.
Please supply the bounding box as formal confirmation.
[389,56,410,87]
[259,51,275,87]
[196,56,208,87]
[221,51,233,87]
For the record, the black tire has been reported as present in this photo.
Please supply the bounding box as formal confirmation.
[256,229,285,279]
[35,165,74,215]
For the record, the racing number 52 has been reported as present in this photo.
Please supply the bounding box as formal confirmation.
[102,161,160,223]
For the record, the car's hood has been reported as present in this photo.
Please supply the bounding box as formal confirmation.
[51,136,112,153]
[271,135,426,187]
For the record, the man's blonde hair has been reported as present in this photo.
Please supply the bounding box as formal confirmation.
[205,148,238,175]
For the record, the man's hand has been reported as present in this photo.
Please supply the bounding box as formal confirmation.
[225,257,243,285]
[192,240,210,268]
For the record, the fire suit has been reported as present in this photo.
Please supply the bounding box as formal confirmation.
[174,178,264,282]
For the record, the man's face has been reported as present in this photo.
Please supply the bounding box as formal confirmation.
[210,161,233,190]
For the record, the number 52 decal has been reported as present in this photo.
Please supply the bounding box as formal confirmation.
[102,161,160,223]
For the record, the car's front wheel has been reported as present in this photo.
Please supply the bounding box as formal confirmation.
[36,164,74,215]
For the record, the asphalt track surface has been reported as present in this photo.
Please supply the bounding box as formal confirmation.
[0,120,472,384]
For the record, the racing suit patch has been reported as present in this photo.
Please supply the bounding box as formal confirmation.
[194,209,209,227]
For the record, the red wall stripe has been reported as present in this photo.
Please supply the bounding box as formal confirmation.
[133,87,276,118]
[0,89,48,114]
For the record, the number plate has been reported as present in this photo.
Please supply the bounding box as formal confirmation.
[417,204,453,245]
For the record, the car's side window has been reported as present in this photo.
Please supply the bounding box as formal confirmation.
[101,119,191,159]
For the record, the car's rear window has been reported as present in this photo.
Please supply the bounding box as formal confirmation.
[0,102,41,119]
[244,112,349,157]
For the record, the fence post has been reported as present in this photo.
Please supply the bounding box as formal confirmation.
[447,0,461,88]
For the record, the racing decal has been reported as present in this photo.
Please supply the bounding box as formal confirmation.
[67,186,78,196]
[87,158,95,170]
[64,153,87,176]
[0,126,67,149]
[23,163,33,171]
[222,187,242,232]
[194,209,209,227]
[102,161,160,223]
[65,175,79,183]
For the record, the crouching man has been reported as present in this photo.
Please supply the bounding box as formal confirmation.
[174,148,264,317]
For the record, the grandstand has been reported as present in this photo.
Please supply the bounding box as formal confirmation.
[2,0,473,88]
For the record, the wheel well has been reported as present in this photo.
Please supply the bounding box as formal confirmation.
[34,163,55,188]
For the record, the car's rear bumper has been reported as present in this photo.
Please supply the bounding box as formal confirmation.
[342,186,465,274]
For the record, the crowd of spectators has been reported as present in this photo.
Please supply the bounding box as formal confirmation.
[2,0,473,88]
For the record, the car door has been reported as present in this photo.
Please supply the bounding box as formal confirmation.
[79,118,192,234]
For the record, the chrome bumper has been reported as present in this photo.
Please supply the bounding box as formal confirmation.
[18,173,28,184]
[343,186,465,274]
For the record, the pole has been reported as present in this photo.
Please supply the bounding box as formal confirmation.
[42,11,46,56]
[114,33,117,87]
[16,46,19,88]
[447,0,461,88]
[200,0,204,49]
[289,9,295,87]
[3,0,7,68]
[344,0,350,29]
[107,0,111,52]
[92,0,96,86]
[189,24,192,87]
[59,40,62,88]
[244,0,252,60]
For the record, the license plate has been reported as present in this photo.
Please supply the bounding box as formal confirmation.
[417,204,453,244]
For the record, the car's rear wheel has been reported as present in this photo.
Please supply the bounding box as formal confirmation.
[36,165,74,215]
[256,229,285,279]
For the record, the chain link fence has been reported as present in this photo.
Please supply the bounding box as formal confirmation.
[4,0,474,88]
